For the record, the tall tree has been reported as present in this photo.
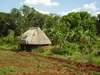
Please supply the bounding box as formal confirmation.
[0,12,9,36]
[96,14,100,35]
[61,11,97,44]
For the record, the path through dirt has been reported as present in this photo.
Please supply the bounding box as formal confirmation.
[17,51,100,72]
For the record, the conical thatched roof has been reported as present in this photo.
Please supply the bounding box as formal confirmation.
[18,27,51,45]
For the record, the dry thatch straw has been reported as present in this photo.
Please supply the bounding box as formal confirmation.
[18,27,51,45]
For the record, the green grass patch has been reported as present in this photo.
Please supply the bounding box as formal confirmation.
[88,56,100,64]
[0,50,15,56]
[0,66,18,75]
[62,64,79,70]
[90,72,100,75]
[68,54,89,62]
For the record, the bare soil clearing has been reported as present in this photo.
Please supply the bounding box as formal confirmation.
[0,47,100,75]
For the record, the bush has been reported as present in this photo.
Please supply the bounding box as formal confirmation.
[32,47,45,53]
[79,44,91,54]
[0,38,3,46]
[42,49,53,55]
[61,42,79,55]
[50,46,62,55]
[51,42,79,55]
[11,44,19,50]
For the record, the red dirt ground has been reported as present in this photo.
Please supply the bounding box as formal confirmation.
[0,47,100,75]
[17,52,100,72]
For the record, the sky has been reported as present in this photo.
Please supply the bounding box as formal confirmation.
[0,0,100,16]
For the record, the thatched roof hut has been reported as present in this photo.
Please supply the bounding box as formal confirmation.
[18,27,51,51]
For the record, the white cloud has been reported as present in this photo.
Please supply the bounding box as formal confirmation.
[21,0,59,6]
[83,1,98,11]
[36,9,49,14]
[96,12,100,16]
[59,8,81,16]
[60,1,98,16]
[96,12,100,15]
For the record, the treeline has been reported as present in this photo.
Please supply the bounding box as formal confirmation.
[0,5,100,64]
[0,5,100,52]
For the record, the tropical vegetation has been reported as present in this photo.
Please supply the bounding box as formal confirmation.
[0,5,100,64]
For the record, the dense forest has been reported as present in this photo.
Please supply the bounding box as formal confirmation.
[0,5,100,64]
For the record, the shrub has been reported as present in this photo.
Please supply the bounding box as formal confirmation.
[32,47,45,53]
[11,44,19,50]
[0,38,3,46]
[42,49,53,55]
[79,42,100,55]
[50,46,62,55]
[51,42,79,55]
[61,42,79,55]
[79,44,89,54]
